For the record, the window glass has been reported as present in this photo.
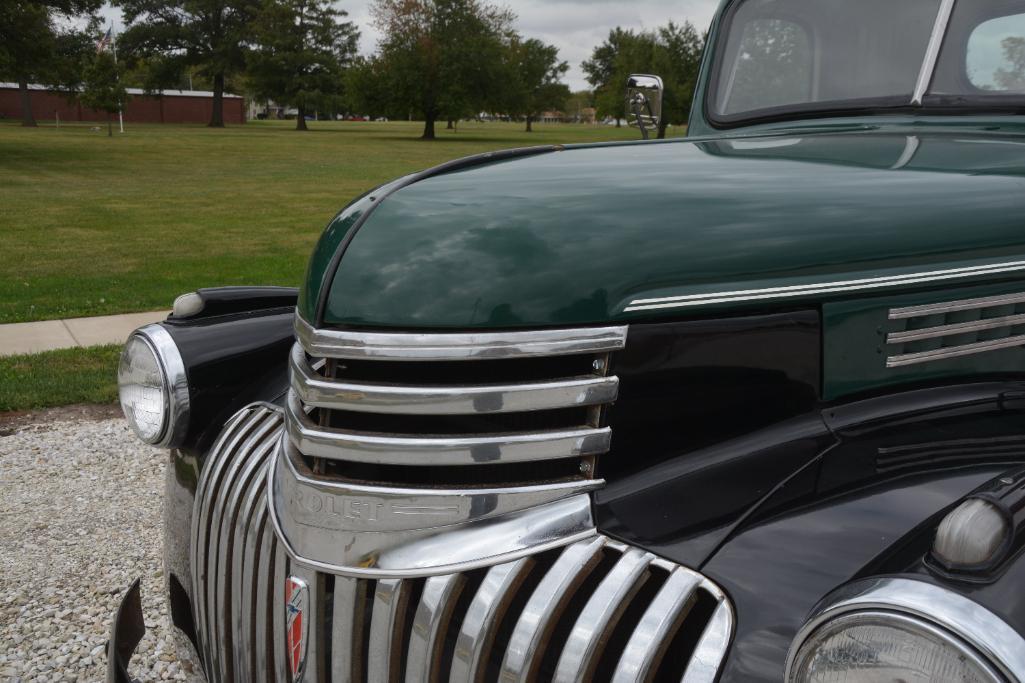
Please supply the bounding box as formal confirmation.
[966,13,1025,91]
[711,0,941,121]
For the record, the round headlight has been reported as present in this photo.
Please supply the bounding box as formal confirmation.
[789,611,1002,683]
[118,325,189,447]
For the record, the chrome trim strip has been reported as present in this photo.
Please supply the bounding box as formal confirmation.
[555,548,654,683]
[785,577,1025,683]
[231,463,269,680]
[285,392,612,466]
[912,0,957,106]
[682,598,735,683]
[611,569,703,683]
[405,574,465,683]
[295,314,628,360]
[890,291,1025,319]
[887,313,1025,344]
[624,260,1025,312]
[500,538,606,681]
[887,333,1025,368]
[254,518,275,682]
[290,344,619,415]
[450,558,534,683]
[367,579,410,683]
[132,324,190,448]
[269,437,601,577]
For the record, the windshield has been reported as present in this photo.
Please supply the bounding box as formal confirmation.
[709,0,1025,124]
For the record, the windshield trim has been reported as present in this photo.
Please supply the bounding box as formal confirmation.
[705,0,974,129]
[913,0,958,105]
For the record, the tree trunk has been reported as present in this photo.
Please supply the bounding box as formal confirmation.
[446,119,454,130]
[209,72,225,127]
[107,113,112,137]
[525,115,533,133]
[422,115,436,140]
[296,104,308,131]
[615,117,621,128]
[18,80,36,127]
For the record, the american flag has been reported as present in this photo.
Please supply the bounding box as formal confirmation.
[96,27,112,53]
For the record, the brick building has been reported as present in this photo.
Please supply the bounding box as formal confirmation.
[0,83,246,125]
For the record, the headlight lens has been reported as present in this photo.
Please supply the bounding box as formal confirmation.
[790,611,1002,683]
[119,334,168,443]
[118,325,189,447]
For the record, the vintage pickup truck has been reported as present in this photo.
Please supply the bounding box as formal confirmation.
[109,0,1025,681]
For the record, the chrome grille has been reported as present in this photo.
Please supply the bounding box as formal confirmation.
[886,291,1025,367]
[190,404,290,682]
[193,406,733,682]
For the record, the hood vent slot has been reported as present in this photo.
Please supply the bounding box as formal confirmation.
[886,292,1025,368]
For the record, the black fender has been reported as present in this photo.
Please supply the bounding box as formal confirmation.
[597,380,1025,681]
[156,287,297,654]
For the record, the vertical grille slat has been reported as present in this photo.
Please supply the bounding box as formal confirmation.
[253,516,275,682]
[449,558,534,683]
[499,537,607,682]
[232,481,268,682]
[405,574,466,683]
[611,568,703,683]
[368,578,413,683]
[681,599,734,683]
[330,577,363,683]
[554,548,655,683]
[272,536,290,682]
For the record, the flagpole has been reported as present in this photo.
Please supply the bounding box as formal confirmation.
[112,27,124,133]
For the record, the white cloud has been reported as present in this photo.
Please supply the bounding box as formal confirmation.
[100,0,720,90]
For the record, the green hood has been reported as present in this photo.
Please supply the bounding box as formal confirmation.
[303,122,1025,329]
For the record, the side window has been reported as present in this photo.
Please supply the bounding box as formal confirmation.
[967,13,1025,92]
[720,19,813,115]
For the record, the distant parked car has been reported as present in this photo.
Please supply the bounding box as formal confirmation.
[109,1,1025,681]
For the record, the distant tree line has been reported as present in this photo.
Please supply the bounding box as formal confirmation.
[1,0,705,139]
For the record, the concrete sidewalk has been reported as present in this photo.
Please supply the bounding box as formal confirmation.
[0,311,169,357]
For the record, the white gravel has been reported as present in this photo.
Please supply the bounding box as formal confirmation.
[0,417,202,682]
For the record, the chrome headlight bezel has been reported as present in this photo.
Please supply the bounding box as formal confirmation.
[786,577,1025,683]
[118,324,190,448]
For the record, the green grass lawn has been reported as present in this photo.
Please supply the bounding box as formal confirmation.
[0,119,674,325]
[0,345,121,411]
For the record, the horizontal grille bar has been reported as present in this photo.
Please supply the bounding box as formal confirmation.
[889,291,1025,319]
[290,344,619,415]
[887,333,1025,368]
[295,314,628,361]
[887,312,1025,344]
[285,392,611,466]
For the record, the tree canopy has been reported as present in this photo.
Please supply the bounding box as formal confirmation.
[370,0,515,139]
[505,38,570,132]
[117,0,259,126]
[248,0,359,130]
[0,0,101,126]
[80,50,127,136]
[583,22,704,137]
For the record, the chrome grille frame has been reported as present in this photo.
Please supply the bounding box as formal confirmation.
[193,405,734,682]
[278,315,630,576]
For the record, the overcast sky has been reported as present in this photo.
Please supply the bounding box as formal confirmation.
[99,0,721,90]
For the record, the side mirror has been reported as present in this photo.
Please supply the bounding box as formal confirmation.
[626,74,664,140]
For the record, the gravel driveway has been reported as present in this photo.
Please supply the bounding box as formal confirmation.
[0,415,200,682]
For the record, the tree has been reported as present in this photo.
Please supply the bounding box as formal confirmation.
[370,0,515,140]
[117,0,258,127]
[582,27,633,127]
[248,0,359,130]
[582,22,704,137]
[0,0,101,126]
[507,38,570,132]
[80,50,127,136]
[995,36,1025,91]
